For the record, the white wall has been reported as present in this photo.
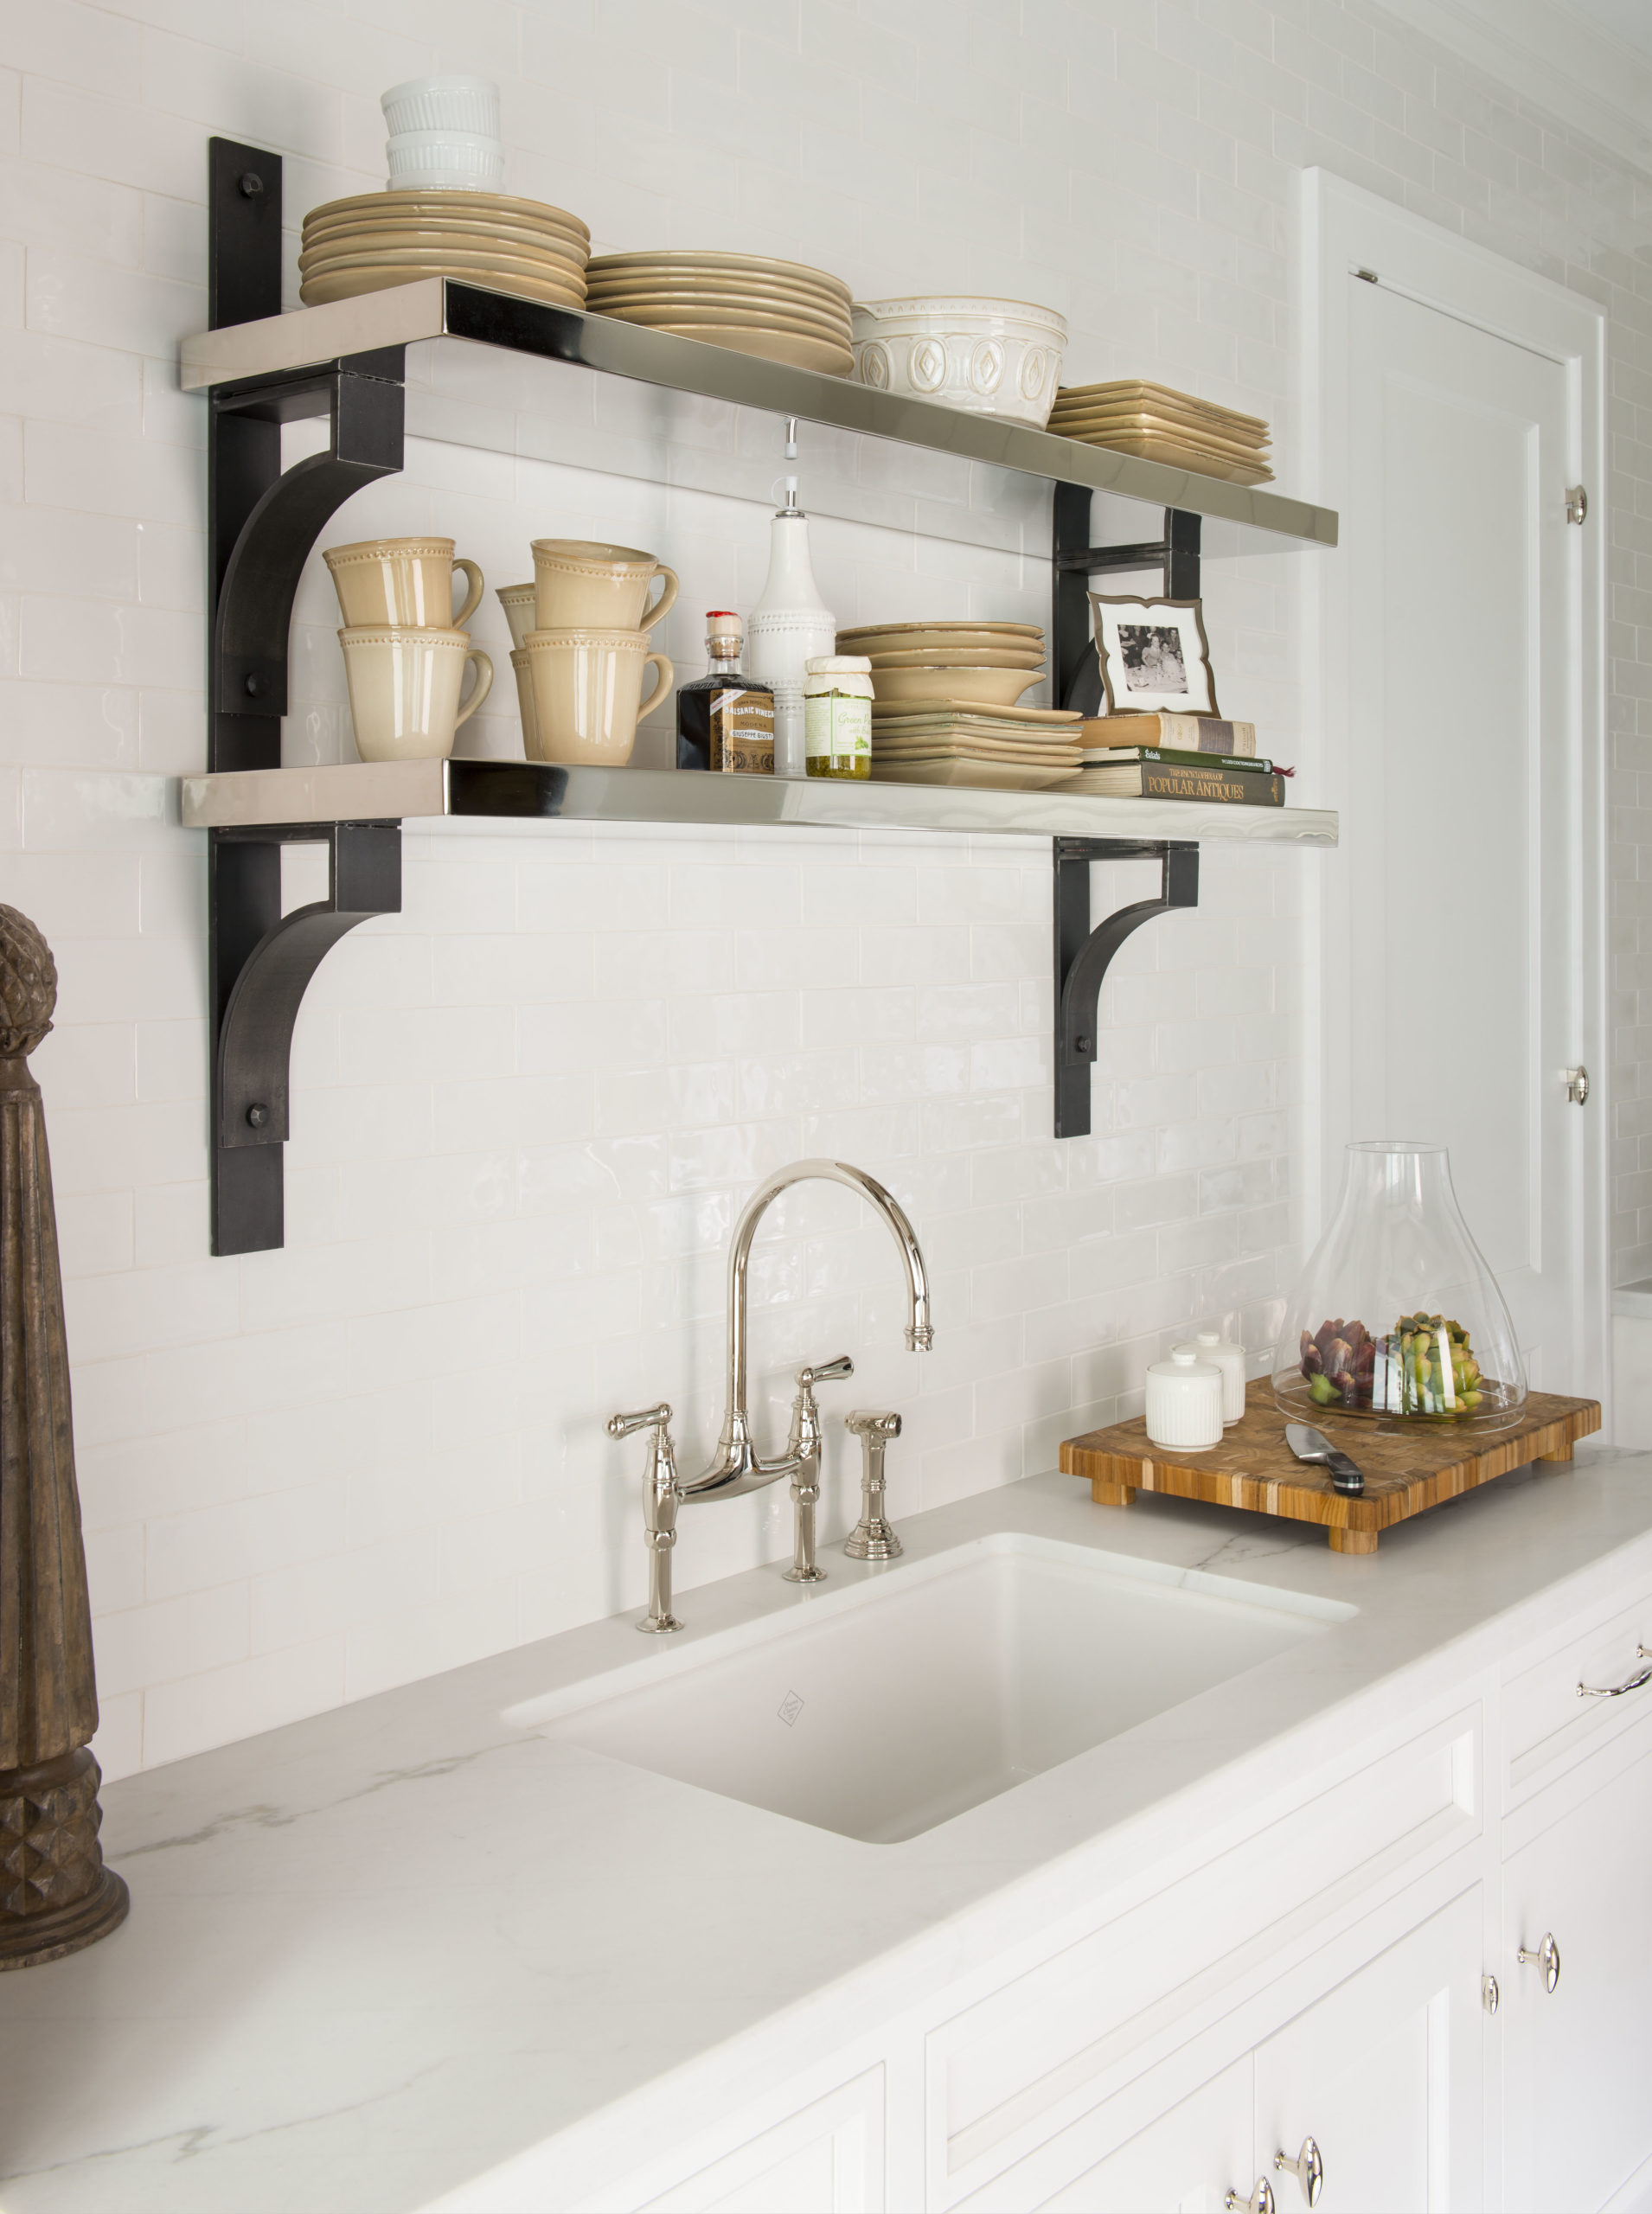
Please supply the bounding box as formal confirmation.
[2,0,1647,1781]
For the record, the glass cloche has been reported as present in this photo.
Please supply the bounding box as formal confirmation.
[1272,1141,1527,1430]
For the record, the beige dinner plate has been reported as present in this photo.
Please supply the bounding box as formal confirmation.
[301,242,585,280]
[870,698,1078,724]
[870,667,1045,707]
[1058,430,1274,483]
[586,297,850,342]
[1053,379,1268,434]
[870,758,1080,790]
[586,276,851,321]
[586,262,848,302]
[842,633,1044,657]
[298,265,585,309]
[306,190,590,240]
[590,318,853,374]
[302,221,589,266]
[874,739,1080,763]
[862,647,1046,671]
[587,249,849,301]
[1048,409,1271,461]
[871,720,1075,742]
[840,618,1044,643]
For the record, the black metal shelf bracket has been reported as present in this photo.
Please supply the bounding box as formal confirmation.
[207,137,411,1253]
[211,823,401,1253]
[1053,840,1200,1139]
[1049,485,1201,716]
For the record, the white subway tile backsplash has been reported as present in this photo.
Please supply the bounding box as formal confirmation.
[0,0,1630,1785]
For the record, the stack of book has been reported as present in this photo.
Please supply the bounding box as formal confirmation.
[1070,714,1284,807]
[1047,382,1272,484]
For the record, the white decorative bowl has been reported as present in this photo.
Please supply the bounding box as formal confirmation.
[849,297,1068,428]
[385,129,504,195]
[380,75,500,139]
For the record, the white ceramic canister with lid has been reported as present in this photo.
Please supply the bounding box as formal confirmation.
[1144,1347,1224,1450]
[1175,1331,1247,1425]
[804,655,873,778]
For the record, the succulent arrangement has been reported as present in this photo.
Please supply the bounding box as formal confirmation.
[1300,1311,1483,1417]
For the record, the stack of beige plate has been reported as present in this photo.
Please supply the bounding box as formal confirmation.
[585,252,853,375]
[299,190,590,308]
[1047,381,1272,484]
[837,619,1047,710]
[869,700,1083,790]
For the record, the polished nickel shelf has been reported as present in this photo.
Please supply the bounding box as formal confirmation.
[179,278,1337,556]
[181,760,1340,847]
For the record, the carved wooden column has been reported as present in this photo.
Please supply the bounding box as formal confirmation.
[0,905,128,1968]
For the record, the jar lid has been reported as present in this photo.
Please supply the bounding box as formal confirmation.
[804,655,872,674]
[1148,1347,1221,1378]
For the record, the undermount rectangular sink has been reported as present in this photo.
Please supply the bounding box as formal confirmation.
[508,1533,1354,1844]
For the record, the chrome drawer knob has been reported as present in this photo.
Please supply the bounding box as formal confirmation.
[1226,2181,1276,2214]
[1518,1931,1561,1993]
[1275,2136,1324,2206]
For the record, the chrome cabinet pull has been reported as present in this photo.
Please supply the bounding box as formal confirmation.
[1226,2181,1276,2214]
[1518,1931,1561,1993]
[1482,1973,1500,2015]
[1578,1646,1652,1699]
[1274,2137,1324,2206]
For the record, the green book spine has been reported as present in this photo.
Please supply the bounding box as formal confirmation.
[1137,747,1273,773]
[1139,763,1285,806]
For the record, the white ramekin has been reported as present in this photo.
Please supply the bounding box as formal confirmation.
[381,75,501,139]
[385,130,504,194]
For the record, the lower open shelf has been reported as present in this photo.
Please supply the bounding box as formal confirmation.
[181,759,1339,845]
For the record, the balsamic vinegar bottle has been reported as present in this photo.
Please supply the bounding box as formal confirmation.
[676,611,775,774]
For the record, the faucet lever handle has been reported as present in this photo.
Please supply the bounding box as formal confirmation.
[607,1401,672,1440]
[797,1354,854,1389]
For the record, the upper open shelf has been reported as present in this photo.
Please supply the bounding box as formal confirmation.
[178,278,1338,557]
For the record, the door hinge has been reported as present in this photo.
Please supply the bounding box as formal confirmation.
[1566,485,1587,525]
[1565,1064,1590,1105]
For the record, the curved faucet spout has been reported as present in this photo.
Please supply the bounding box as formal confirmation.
[683,1159,932,1502]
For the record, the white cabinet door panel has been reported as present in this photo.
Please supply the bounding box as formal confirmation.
[1034,2059,1256,2214]
[636,2066,884,2214]
[1255,1888,1482,2212]
[1503,1744,1652,2214]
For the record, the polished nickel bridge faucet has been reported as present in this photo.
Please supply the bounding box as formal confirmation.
[607,1159,932,1633]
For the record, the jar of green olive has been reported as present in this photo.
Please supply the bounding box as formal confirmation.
[804,656,874,779]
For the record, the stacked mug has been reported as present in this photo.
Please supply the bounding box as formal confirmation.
[496,541,677,766]
[325,537,493,763]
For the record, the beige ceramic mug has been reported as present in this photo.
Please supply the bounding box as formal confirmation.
[530,539,678,634]
[521,628,673,765]
[339,625,494,761]
[509,646,540,752]
[326,536,485,630]
[496,581,537,651]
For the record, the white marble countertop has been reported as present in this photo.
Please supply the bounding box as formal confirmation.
[4,1447,1652,2212]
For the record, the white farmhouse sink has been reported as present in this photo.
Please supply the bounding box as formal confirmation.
[508,1533,1353,1844]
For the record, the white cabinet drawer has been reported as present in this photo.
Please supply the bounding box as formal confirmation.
[925,1708,1480,2210]
[1502,1577,1652,1801]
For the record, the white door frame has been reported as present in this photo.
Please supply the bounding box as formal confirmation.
[1296,166,1609,1420]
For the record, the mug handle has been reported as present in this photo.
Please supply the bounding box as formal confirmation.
[638,653,674,720]
[452,557,485,630]
[455,648,494,726]
[642,565,679,633]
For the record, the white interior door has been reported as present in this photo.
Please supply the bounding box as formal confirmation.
[1306,172,1605,1405]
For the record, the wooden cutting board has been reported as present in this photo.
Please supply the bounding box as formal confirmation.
[1060,1380,1602,1552]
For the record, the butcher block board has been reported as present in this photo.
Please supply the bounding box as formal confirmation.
[1060,1380,1602,1552]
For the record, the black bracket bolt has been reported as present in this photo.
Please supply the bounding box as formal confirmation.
[245,1103,270,1129]
[239,171,265,196]
[1075,1035,1092,1054]
[243,672,261,697]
